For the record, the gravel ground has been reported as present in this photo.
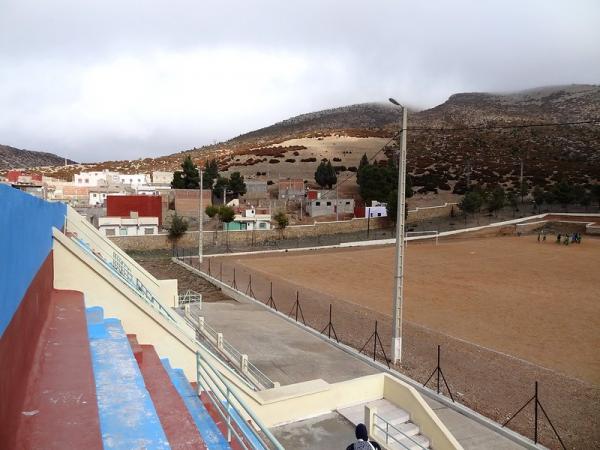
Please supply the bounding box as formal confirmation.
[136,256,599,450]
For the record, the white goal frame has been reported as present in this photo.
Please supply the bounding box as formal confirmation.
[405,230,439,245]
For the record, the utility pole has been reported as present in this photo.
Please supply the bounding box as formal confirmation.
[223,187,226,205]
[390,99,407,364]
[198,168,203,264]
[336,184,339,221]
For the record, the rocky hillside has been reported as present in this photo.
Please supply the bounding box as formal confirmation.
[26,85,600,193]
[0,144,76,171]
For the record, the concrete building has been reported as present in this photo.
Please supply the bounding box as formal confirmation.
[88,188,131,206]
[243,180,269,200]
[355,200,388,219]
[74,170,120,187]
[173,189,212,217]
[74,170,150,188]
[225,207,271,231]
[305,197,355,217]
[98,215,159,236]
[151,171,174,185]
[278,178,304,199]
[106,195,163,227]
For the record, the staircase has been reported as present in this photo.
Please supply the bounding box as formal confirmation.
[338,399,431,450]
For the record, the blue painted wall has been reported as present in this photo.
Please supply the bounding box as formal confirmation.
[0,185,66,338]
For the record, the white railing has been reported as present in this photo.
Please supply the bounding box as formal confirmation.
[373,413,428,450]
[182,309,276,391]
[66,218,178,324]
[178,289,203,306]
[196,351,284,450]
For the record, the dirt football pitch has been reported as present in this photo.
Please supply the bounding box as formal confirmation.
[206,234,600,449]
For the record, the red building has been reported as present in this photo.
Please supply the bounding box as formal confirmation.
[106,195,163,226]
[7,170,42,184]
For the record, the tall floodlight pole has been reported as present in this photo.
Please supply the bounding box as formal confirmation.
[389,97,407,364]
[198,167,203,264]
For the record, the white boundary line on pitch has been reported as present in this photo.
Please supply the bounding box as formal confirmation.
[200,212,600,259]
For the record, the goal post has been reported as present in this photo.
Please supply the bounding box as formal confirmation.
[405,230,439,245]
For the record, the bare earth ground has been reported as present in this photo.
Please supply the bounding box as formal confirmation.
[136,235,600,450]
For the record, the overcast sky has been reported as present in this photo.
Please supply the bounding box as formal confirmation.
[1,0,599,162]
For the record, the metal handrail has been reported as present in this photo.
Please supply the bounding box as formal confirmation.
[372,413,427,450]
[183,311,276,390]
[67,220,178,323]
[197,351,284,450]
[75,213,161,287]
[178,289,202,306]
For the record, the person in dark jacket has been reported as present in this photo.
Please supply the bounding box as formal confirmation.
[346,423,381,450]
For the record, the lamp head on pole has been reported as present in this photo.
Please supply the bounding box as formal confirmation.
[389,98,402,107]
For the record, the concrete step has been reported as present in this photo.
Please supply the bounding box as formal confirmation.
[387,433,430,450]
[15,291,103,449]
[133,342,207,449]
[86,308,170,449]
[162,358,230,449]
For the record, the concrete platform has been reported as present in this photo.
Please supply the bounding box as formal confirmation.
[189,299,529,449]
[196,300,378,385]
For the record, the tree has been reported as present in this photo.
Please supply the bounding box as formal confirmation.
[486,186,505,216]
[551,180,573,209]
[591,184,600,209]
[228,172,247,197]
[314,160,337,189]
[168,214,188,248]
[458,191,483,223]
[532,186,545,211]
[203,159,219,189]
[219,205,235,250]
[171,171,185,189]
[357,153,369,185]
[178,155,200,189]
[213,176,230,202]
[273,211,289,238]
[507,190,518,216]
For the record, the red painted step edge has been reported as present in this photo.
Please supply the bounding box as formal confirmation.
[200,392,247,450]
[135,344,207,450]
[14,290,103,449]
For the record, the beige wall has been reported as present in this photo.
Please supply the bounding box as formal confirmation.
[109,216,390,251]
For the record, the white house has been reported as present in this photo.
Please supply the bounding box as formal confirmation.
[89,189,129,206]
[98,215,159,236]
[226,207,272,230]
[365,200,388,218]
[119,173,151,187]
[74,170,120,187]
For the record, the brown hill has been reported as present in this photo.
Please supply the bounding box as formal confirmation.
[27,85,600,193]
[0,144,76,171]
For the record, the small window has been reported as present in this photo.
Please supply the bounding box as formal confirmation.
[259,222,266,229]
[315,201,320,206]
[346,201,350,205]
[105,229,116,236]
[326,201,331,206]
[119,228,127,236]
[377,213,382,217]
[144,227,154,235]
[92,193,97,197]
[85,179,89,183]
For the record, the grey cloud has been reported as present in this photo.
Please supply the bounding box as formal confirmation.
[1,0,599,161]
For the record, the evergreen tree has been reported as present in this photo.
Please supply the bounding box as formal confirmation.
[486,186,506,215]
[228,172,247,197]
[532,186,545,210]
[459,190,483,222]
[314,159,337,189]
[551,180,573,208]
[172,156,200,189]
[357,153,369,185]
[213,176,230,201]
[203,159,219,189]
[273,211,289,238]
[171,171,185,189]
[167,214,188,248]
